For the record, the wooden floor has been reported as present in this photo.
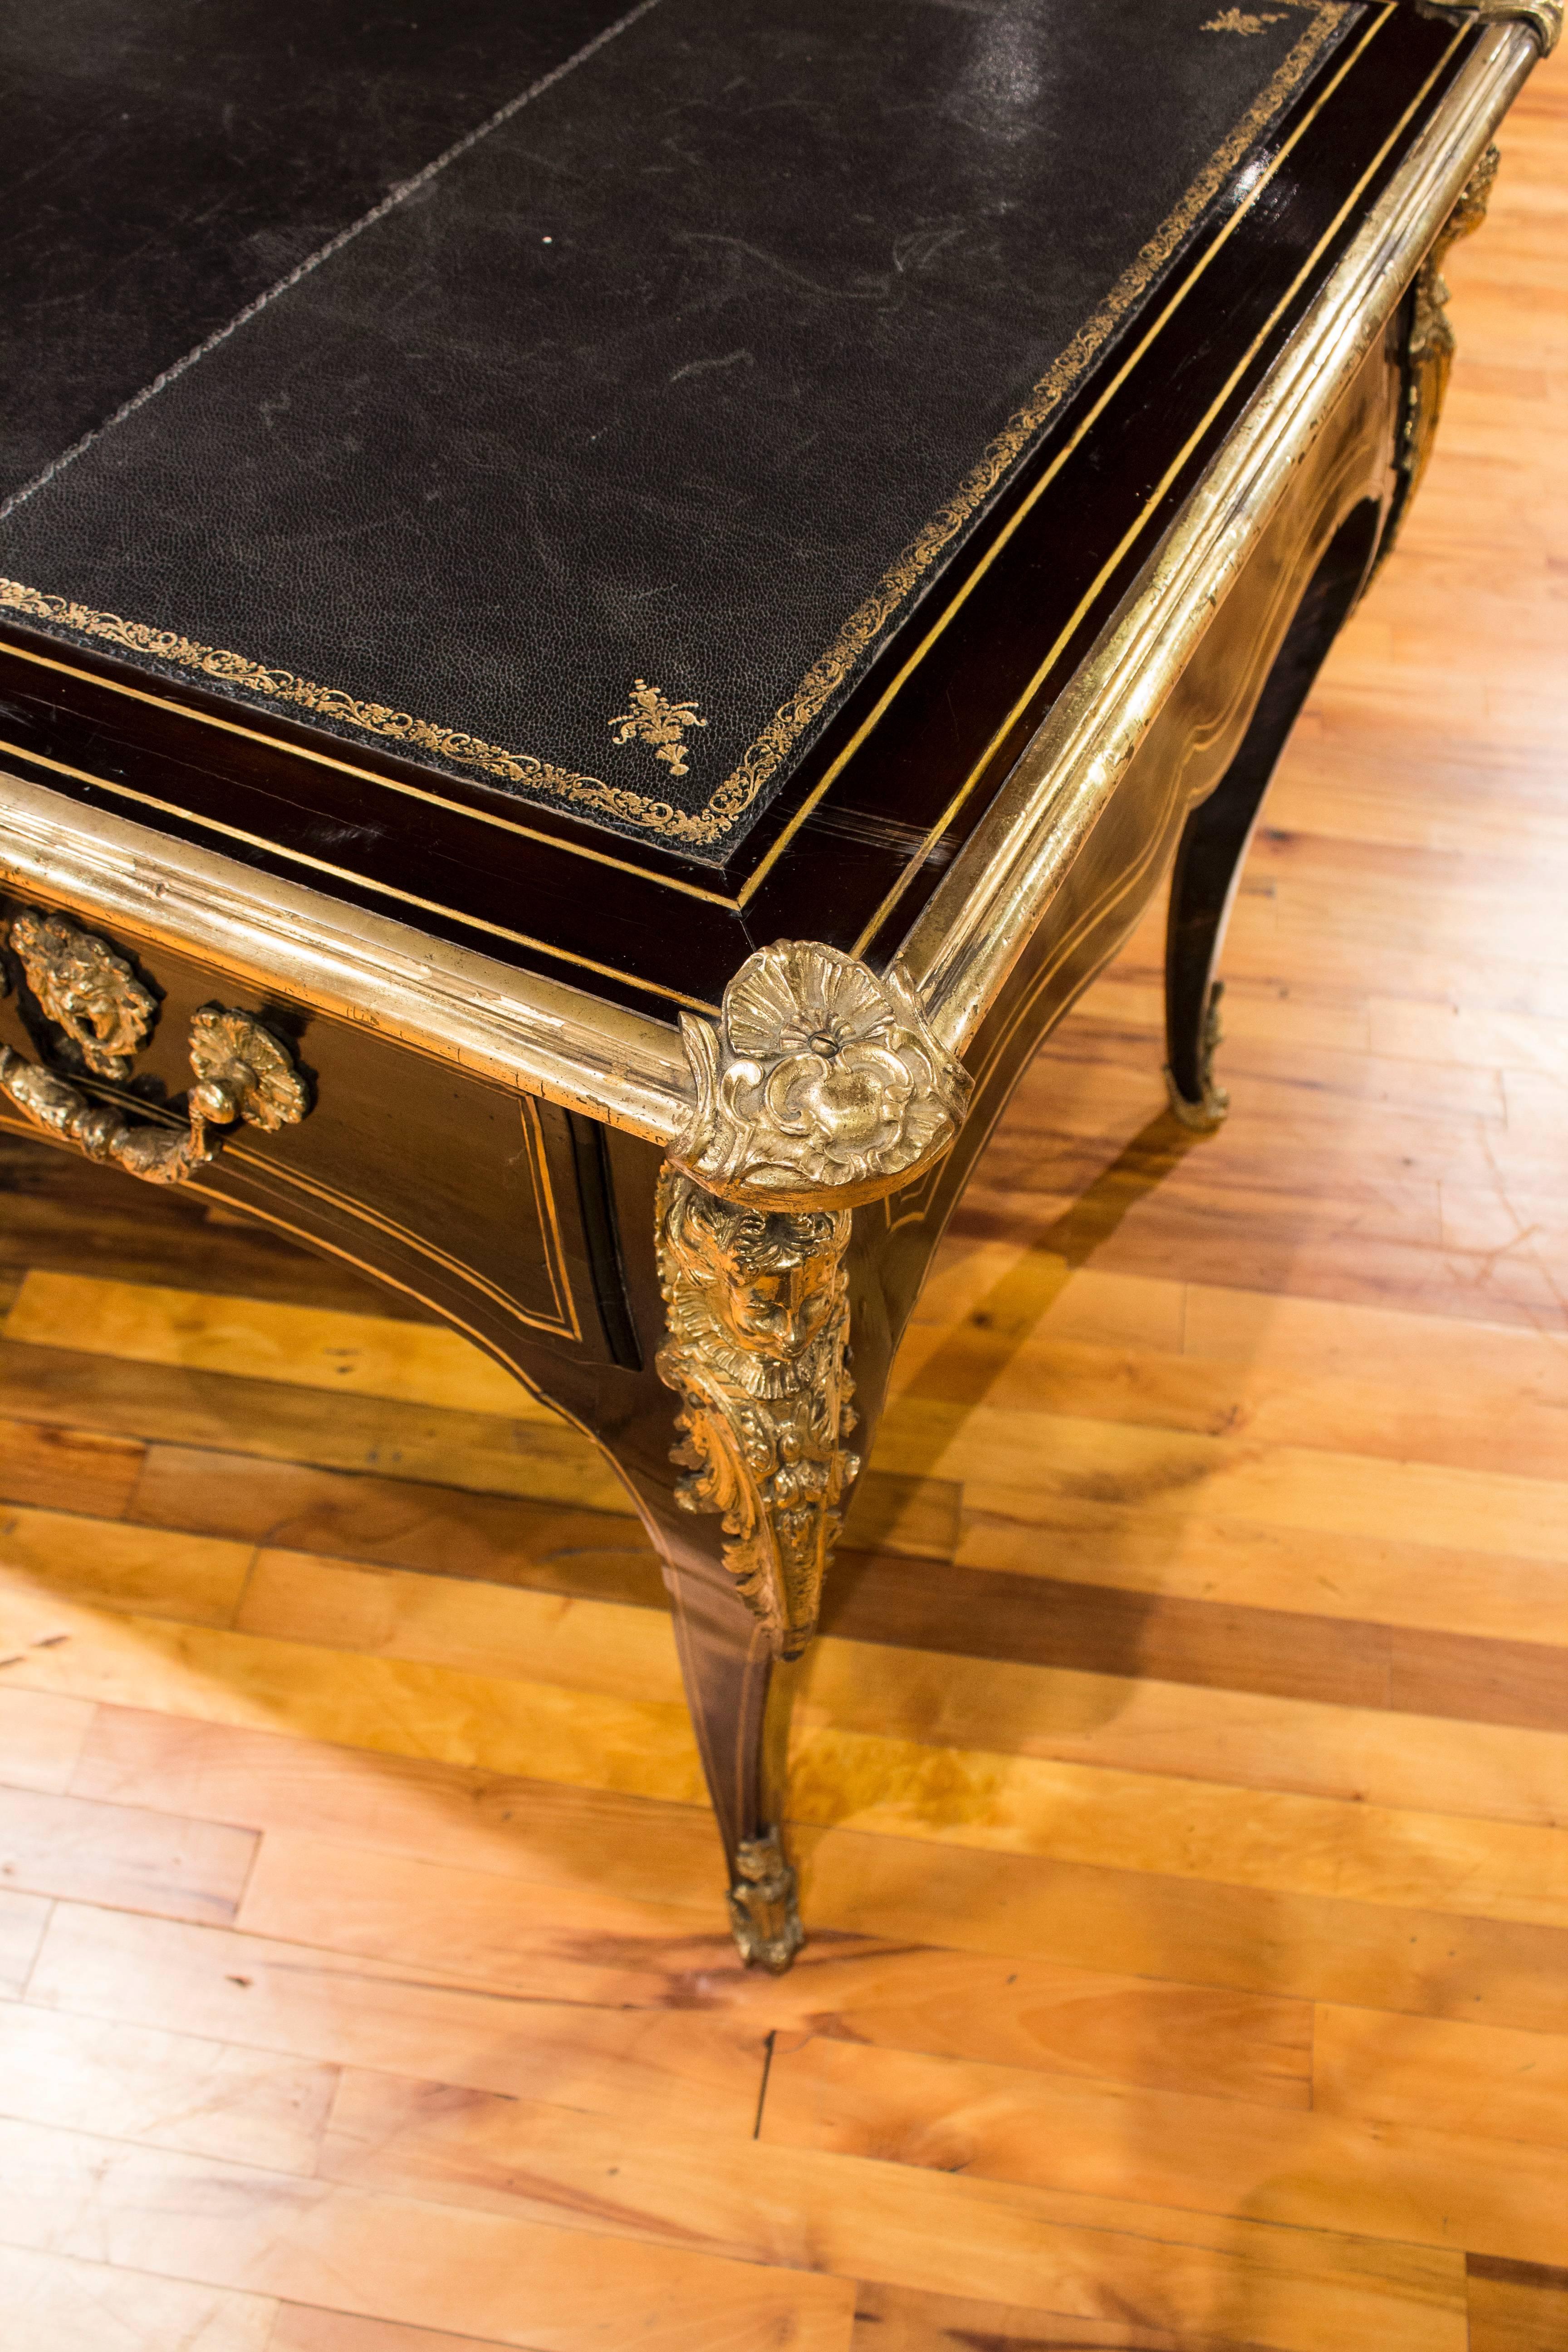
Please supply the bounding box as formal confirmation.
[2,59,1567,2352]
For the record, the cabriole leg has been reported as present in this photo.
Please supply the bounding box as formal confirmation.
[638,939,969,1969]
[650,1164,858,1970]
[663,1554,802,1971]
[1165,498,1383,1127]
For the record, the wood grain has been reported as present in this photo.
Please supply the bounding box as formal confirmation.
[0,2117,858,2352]
[0,2243,276,2352]
[0,1784,255,1923]
[759,2033,1568,2266]
[314,2068,1466,2352]
[1468,2256,1568,2352]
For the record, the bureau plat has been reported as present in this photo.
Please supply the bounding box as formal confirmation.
[0,0,1554,1966]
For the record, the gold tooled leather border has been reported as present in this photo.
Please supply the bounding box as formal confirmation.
[0,1,1348,861]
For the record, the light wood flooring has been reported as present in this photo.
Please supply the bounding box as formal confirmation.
[1,54,1566,2352]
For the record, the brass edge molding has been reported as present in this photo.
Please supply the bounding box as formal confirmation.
[1413,0,1559,51]
[898,23,1537,1058]
[0,765,692,1146]
[0,8,1344,862]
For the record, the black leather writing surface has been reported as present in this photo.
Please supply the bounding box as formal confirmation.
[0,0,633,504]
[2,0,1350,865]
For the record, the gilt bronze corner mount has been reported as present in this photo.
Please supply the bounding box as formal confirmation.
[669,940,972,1213]
[656,941,971,1659]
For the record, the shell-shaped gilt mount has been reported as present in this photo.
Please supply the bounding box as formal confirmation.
[671,942,971,1209]
[9,906,157,1079]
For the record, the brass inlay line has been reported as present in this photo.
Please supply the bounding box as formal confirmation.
[850,5,1460,957]
[725,0,1351,876]
[0,630,738,907]
[0,734,724,1018]
[223,1092,579,1338]
[747,0,1384,912]
[0,4,1345,867]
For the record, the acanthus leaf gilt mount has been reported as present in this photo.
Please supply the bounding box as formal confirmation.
[656,1166,858,1661]
[656,941,971,1662]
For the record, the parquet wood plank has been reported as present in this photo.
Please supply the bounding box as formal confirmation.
[0,1498,253,1625]
[268,2313,528,2352]
[0,2242,277,2352]
[0,2117,858,2352]
[4,1274,547,1422]
[207,1699,1568,1934]
[1313,2005,1568,2152]
[782,1722,1568,1930]
[0,1416,142,1516]
[889,1406,1568,1574]
[0,1784,255,1924]
[0,1687,93,1794]
[757,2034,1568,2268]
[233,1830,783,1998]
[29,1905,768,2132]
[891,1318,1568,1484]
[70,1710,724,1903]
[844,2278,1265,2352]
[219,1808,1568,2034]
[234,1550,685,1710]
[792,1824,1568,2038]
[794,1639,1568,1828]
[1468,2257,1568,2352]
[0,1888,51,1999]
[900,1253,1568,1481]
[0,1999,336,2172]
[954,1487,1568,1651]
[127,1447,668,1609]
[314,2068,1467,2352]
[0,1335,627,1509]
[0,1587,708,1802]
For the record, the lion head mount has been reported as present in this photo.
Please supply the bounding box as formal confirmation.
[671,942,971,1208]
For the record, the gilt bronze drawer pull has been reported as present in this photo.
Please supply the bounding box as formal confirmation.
[0,911,310,1186]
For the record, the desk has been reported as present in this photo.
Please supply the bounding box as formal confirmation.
[0,0,1554,1967]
